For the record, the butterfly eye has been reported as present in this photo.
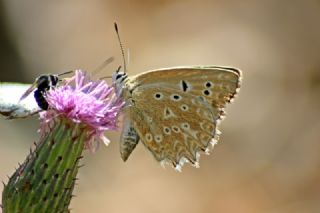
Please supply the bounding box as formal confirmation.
[115,74,122,80]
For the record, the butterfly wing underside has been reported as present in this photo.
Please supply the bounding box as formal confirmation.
[121,66,241,169]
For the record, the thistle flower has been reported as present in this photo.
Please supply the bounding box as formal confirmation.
[40,70,124,151]
[2,70,124,213]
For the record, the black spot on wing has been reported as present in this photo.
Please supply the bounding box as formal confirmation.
[181,80,188,92]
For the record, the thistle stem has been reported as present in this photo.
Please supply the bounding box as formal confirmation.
[2,118,86,213]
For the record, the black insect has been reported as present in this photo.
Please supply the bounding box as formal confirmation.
[33,74,59,110]
[20,71,73,110]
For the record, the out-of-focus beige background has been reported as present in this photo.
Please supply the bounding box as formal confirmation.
[1,0,320,212]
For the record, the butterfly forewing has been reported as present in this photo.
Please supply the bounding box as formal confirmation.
[129,66,240,108]
[121,66,241,169]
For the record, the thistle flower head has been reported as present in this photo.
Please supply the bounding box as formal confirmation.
[39,70,124,151]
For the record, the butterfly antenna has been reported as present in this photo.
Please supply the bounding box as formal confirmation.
[92,56,115,76]
[127,48,130,69]
[116,65,122,73]
[114,22,127,73]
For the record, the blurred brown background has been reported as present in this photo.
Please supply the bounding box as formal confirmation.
[1,0,320,212]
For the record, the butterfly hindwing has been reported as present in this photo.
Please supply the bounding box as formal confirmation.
[128,87,219,167]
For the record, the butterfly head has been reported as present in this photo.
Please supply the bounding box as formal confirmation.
[112,66,128,96]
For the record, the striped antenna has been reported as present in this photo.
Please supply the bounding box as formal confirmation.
[114,22,127,73]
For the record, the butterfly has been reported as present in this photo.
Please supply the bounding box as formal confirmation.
[112,65,241,170]
[111,23,241,170]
